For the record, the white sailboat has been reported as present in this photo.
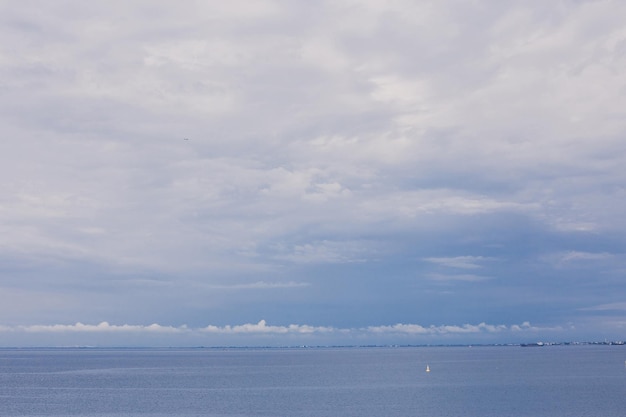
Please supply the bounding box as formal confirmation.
[425,364,430,372]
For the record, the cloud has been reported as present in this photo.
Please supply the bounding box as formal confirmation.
[558,251,614,262]
[424,256,493,269]
[426,273,492,282]
[365,321,562,336]
[579,302,626,312]
[508,321,562,332]
[200,320,336,335]
[271,240,376,264]
[1,0,625,345]
[367,322,509,334]
[17,322,188,334]
[546,251,619,270]
[0,319,552,338]
[204,281,311,290]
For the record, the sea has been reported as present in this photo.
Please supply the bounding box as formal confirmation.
[0,345,624,416]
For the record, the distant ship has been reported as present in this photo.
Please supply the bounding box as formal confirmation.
[426,365,430,372]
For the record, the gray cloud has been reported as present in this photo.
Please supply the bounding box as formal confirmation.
[1,0,625,345]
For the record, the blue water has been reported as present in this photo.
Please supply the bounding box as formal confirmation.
[0,345,624,416]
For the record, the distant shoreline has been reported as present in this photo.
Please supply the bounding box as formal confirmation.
[0,340,623,350]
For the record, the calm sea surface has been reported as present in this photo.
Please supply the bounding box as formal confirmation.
[0,345,624,416]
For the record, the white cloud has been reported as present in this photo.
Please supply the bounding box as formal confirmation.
[0,320,552,338]
[368,321,562,335]
[272,240,374,264]
[546,251,618,269]
[510,321,550,332]
[579,302,626,312]
[205,281,311,290]
[365,321,546,335]
[1,0,625,342]
[201,320,336,335]
[559,251,613,262]
[357,190,536,221]
[424,256,493,269]
[18,322,187,334]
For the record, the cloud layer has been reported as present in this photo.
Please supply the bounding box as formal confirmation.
[1,0,625,345]
[7,319,545,336]
[0,319,562,347]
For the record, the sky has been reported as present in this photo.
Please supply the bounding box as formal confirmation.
[1,0,625,347]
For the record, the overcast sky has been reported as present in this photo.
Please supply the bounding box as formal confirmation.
[1,0,625,347]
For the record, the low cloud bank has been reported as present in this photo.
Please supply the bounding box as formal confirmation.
[4,320,551,336]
